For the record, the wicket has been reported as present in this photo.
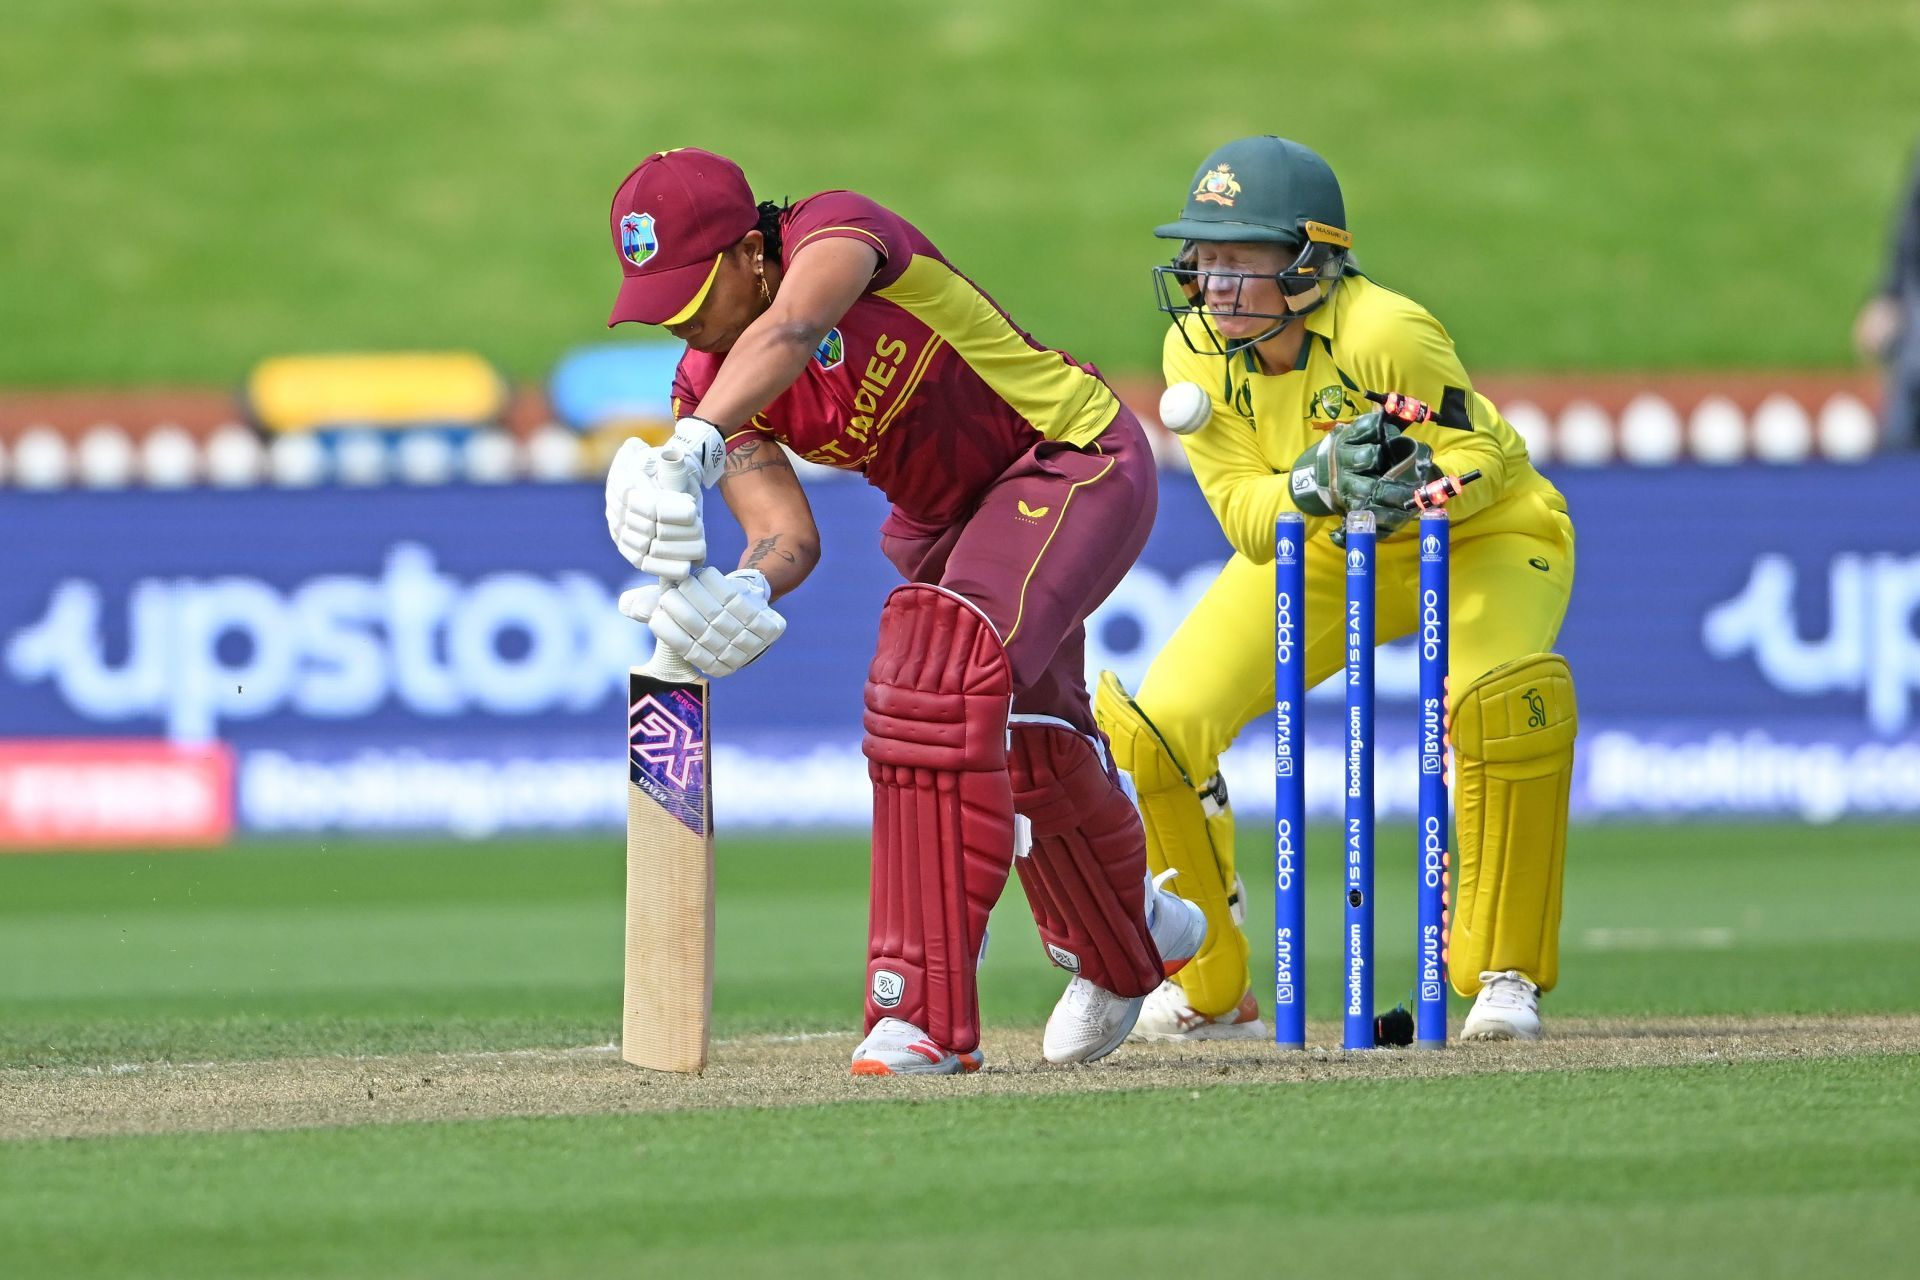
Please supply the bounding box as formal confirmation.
[1273,507,1452,1050]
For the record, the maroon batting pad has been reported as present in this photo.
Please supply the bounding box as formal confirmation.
[861,585,1016,1055]
[1009,722,1163,997]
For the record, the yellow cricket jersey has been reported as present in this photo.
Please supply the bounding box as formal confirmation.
[1164,271,1565,562]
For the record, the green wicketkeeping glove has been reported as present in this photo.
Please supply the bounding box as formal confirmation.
[1288,411,1443,542]
[1326,411,1412,477]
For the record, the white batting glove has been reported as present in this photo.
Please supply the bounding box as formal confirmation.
[617,582,662,626]
[605,438,707,580]
[647,567,787,678]
[668,416,727,488]
[611,486,706,580]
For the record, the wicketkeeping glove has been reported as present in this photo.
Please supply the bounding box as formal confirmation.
[622,567,787,678]
[1288,411,1443,540]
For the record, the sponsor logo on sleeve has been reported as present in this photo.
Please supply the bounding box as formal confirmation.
[813,327,844,370]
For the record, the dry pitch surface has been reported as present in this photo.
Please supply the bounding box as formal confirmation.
[9,1014,1917,1142]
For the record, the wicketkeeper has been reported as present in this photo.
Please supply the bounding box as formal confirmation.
[1102,136,1578,1043]
[600,149,1205,1074]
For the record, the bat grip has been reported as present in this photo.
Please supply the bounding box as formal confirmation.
[637,443,706,683]
[640,575,705,683]
[643,639,702,684]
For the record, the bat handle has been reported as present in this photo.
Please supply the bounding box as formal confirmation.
[638,443,706,684]
[643,640,702,684]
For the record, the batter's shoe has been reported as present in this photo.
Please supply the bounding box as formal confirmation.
[849,1017,984,1076]
[1128,983,1268,1042]
[1042,875,1206,1065]
[1460,970,1542,1041]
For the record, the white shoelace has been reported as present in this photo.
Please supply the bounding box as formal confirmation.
[1477,970,1538,1009]
[1061,977,1117,1018]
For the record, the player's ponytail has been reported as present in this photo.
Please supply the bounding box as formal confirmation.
[755,199,791,259]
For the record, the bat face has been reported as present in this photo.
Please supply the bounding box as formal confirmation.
[623,665,713,1073]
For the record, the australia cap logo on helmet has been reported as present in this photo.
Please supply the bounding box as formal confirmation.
[619,212,658,268]
[1193,163,1242,207]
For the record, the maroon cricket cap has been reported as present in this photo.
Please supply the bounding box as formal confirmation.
[607,148,759,327]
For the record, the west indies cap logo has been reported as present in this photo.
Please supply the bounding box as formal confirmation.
[619,212,658,268]
[1193,163,1242,206]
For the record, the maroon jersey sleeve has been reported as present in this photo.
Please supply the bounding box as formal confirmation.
[669,354,702,421]
[781,191,915,290]
[672,349,770,452]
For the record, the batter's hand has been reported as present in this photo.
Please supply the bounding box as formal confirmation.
[647,567,787,678]
[609,483,706,580]
[668,416,728,488]
[616,582,664,626]
[606,438,707,580]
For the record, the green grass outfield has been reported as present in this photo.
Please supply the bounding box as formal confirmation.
[3,823,1917,1277]
[3,823,1918,1066]
[2,1,1915,386]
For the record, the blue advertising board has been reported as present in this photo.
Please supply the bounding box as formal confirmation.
[3,460,1917,833]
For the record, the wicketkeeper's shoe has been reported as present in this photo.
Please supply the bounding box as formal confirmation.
[1460,970,1542,1041]
[1042,875,1206,1065]
[1128,983,1268,1042]
[849,1017,984,1076]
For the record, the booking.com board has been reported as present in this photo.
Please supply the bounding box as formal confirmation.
[2,463,1917,843]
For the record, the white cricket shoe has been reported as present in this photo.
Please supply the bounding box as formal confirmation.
[1129,983,1269,1043]
[1042,873,1206,1065]
[1460,970,1542,1041]
[850,1017,984,1076]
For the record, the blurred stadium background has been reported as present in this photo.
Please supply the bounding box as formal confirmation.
[2,0,1915,848]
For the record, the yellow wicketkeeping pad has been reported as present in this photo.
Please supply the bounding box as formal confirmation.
[1096,671,1247,1017]
[1447,653,1577,995]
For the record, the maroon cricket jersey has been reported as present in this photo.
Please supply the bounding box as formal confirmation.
[670,191,1121,536]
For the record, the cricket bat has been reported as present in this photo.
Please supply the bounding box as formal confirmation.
[622,448,714,1073]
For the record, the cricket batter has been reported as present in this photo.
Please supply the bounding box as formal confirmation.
[600,149,1205,1074]
[1099,137,1578,1042]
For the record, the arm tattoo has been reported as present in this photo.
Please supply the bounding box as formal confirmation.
[721,437,792,481]
[744,535,798,572]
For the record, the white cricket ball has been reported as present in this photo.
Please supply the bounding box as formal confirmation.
[1158,381,1213,435]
